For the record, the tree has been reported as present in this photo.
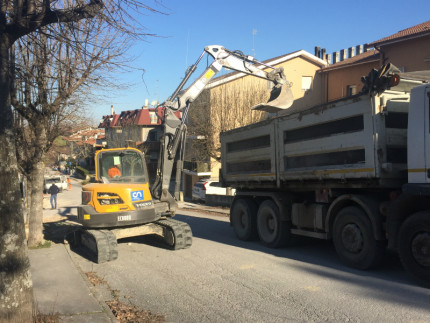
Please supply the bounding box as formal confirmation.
[12,12,128,247]
[0,1,104,321]
[1,1,164,320]
[188,78,268,163]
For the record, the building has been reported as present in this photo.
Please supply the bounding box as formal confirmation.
[369,20,430,72]
[319,20,430,103]
[319,47,380,102]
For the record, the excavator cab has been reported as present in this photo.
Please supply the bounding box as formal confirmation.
[77,148,158,229]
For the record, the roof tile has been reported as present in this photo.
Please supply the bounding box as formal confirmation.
[370,20,430,46]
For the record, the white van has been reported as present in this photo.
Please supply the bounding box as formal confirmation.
[44,175,67,193]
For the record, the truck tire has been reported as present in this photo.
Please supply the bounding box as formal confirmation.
[231,198,258,241]
[333,206,384,270]
[398,211,430,288]
[257,199,290,248]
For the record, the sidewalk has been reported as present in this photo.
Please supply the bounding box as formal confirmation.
[29,177,116,322]
[29,244,115,322]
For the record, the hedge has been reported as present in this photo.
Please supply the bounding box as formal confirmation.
[75,166,89,179]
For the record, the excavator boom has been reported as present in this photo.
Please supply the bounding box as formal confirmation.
[164,45,293,112]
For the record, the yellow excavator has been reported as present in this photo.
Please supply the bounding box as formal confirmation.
[72,45,294,263]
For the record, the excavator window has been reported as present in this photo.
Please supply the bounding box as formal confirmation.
[98,150,147,183]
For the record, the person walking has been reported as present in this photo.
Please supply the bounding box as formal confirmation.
[67,177,71,191]
[48,182,60,209]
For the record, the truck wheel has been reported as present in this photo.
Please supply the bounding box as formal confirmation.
[231,198,258,240]
[398,211,430,288]
[333,206,384,270]
[257,200,290,248]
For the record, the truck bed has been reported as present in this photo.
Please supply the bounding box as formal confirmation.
[221,91,410,191]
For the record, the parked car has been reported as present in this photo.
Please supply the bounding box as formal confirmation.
[43,175,67,193]
[192,180,235,201]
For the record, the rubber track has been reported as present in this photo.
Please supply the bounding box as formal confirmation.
[156,218,193,250]
[83,229,118,264]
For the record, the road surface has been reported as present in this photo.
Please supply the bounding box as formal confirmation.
[66,198,430,322]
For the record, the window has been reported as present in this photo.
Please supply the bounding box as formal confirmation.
[147,130,158,142]
[347,85,357,96]
[149,112,158,124]
[302,76,312,91]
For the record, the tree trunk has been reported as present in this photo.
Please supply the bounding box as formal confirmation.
[23,175,31,239]
[27,162,45,247]
[0,35,34,322]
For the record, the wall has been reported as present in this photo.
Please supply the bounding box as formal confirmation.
[324,61,379,102]
[379,35,430,72]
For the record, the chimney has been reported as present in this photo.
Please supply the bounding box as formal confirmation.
[363,43,369,52]
[326,53,331,64]
[348,47,355,58]
[111,105,114,115]
[340,49,346,61]
[356,45,363,55]
[321,48,326,60]
[332,51,339,64]
[314,46,321,58]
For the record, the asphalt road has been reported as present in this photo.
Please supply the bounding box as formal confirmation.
[68,200,430,322]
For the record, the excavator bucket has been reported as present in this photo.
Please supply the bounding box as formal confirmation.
[251,84,294,113]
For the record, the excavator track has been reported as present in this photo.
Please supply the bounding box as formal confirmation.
[78,229,118,264]
[156,218,193,250]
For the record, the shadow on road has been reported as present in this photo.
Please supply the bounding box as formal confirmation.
[173,212,430,309]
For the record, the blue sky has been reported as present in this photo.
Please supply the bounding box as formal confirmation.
[89,0,429,122]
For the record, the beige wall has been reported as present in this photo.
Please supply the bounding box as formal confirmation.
[379,35,430,72]
[280,56,324,110]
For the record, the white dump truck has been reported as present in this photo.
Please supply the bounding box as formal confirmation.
[220,65,430,287]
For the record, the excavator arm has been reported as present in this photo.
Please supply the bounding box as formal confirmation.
[164,45,293,112]
[151,45,294,211]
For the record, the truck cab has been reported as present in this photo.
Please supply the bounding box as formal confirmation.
[407,84,430,184]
